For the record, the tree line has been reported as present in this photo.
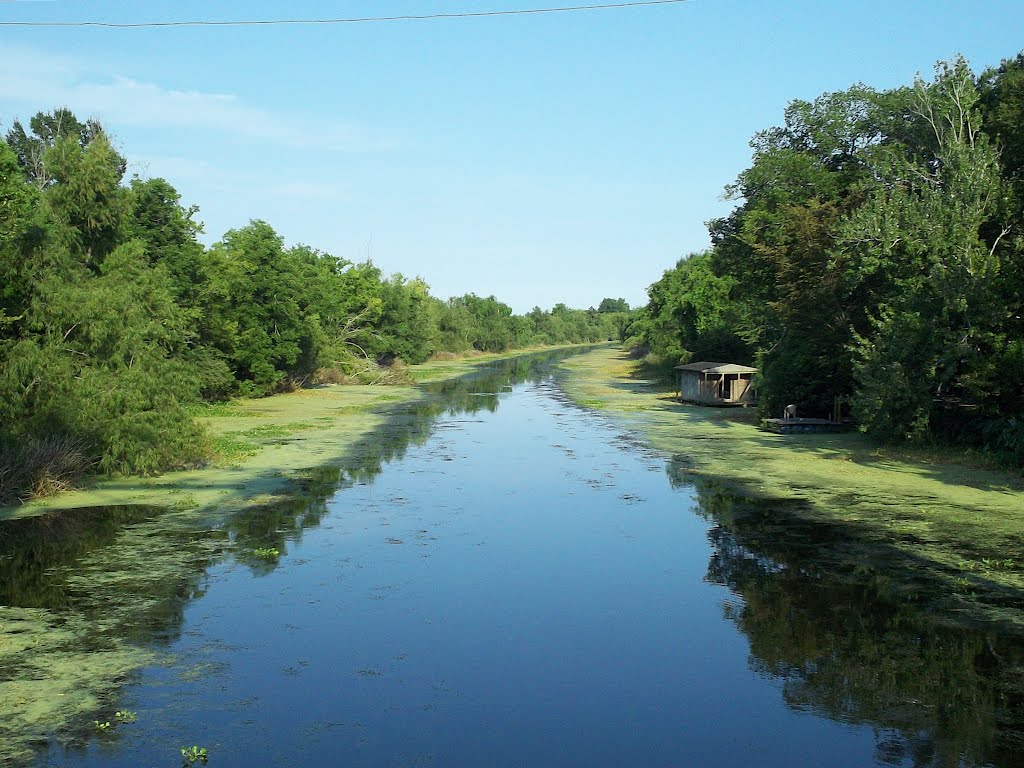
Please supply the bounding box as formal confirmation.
[628,54,1024,462]
[0,109,629,501]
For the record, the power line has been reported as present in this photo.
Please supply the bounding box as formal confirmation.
[0,0,689,28]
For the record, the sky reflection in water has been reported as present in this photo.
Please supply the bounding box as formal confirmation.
[9,353,1022,767]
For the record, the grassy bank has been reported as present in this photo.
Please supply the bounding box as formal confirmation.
[1,344,594,523]
[0,385,408,523]
[560,347,1024,630]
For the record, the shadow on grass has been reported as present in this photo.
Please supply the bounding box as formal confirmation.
[606,348,1022,495]
[667,459,1024,630]
[692,481,1024,767]
[752,428,1024,495]
[574,349,1024,631]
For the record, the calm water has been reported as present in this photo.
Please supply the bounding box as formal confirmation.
[4,352,1024,767]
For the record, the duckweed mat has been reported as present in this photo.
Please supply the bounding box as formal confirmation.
[559,347,1024,630]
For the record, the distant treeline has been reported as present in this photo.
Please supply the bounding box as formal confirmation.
[0,109,629,499]
[628,54,1024,462]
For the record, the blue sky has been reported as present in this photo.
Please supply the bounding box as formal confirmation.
[1,0,1022,312]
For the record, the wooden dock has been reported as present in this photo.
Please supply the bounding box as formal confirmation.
[761,417,853,435]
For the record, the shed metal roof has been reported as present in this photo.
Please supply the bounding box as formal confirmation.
[674,361,758,374]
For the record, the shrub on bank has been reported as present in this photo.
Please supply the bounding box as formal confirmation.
[0,435,93,504]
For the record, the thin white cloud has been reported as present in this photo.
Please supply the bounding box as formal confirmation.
[0,43,391,152]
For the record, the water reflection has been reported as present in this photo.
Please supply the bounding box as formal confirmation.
[0,351,578,610]
[687,479,1024,767]
[0,505,159,609]
[0,349,583,765]
[3,347,1024,767]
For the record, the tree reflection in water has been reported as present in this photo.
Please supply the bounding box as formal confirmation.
[684,476,1024,767]
[0,349,585,764]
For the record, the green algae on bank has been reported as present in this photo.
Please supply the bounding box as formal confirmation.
[559,347,1024,630]
[0,505,184,766]
[0,387,414,766]
[0,344,603,524]
[0,376,422,766]
[1,385,415,522]
[0,606,155,765]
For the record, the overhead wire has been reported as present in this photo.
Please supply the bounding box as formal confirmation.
[0,0,689,28]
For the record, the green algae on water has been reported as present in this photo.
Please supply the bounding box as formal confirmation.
[0,348,596,765]
[560,347,1024,630]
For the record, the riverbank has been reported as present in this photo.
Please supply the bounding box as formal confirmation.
[559,347,1024,630]
[0,344,597,523]
[1,375,409,764]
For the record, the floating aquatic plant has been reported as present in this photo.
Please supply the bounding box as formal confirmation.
[181,745,208,766]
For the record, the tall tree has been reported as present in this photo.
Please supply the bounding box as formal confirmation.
[0,138,45,340]
[43,129,127,268]
[201,220,311,393]
[5,108,107,189]
[126,177,205,303]
[841,58,1011,439]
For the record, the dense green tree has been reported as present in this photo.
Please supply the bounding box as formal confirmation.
[43,130,127,268]
[200,220,314,393]
[433,297,475,353]
[979,53,1024,187]
[841,58,1011,439]
[126,177,205,302]
[1,241,205,475]
[374,275,435,364]
[597,297,630,313]
[704,86,899,415]
[0,139,45,340]
[1,104,627,499]
[632,252,748,369]
[5,108,109,188]
[977,53,1024,457]
[459,294,515,352]
[631,52,1022,458]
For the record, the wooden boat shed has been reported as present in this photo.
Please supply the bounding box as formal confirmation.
[674,361,757,406]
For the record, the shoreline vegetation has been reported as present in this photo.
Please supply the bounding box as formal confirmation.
[622,53,1024,465]
[2,46,1024,763]
[0,344,595,522]
[559,347,1024,631]
[0,108,632,507]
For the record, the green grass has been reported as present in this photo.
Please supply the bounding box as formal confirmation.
[241,424,292,438]
[170,494,199,510]
[329,404,376,415]
[209,433,260,466]
[185,400,262,418]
